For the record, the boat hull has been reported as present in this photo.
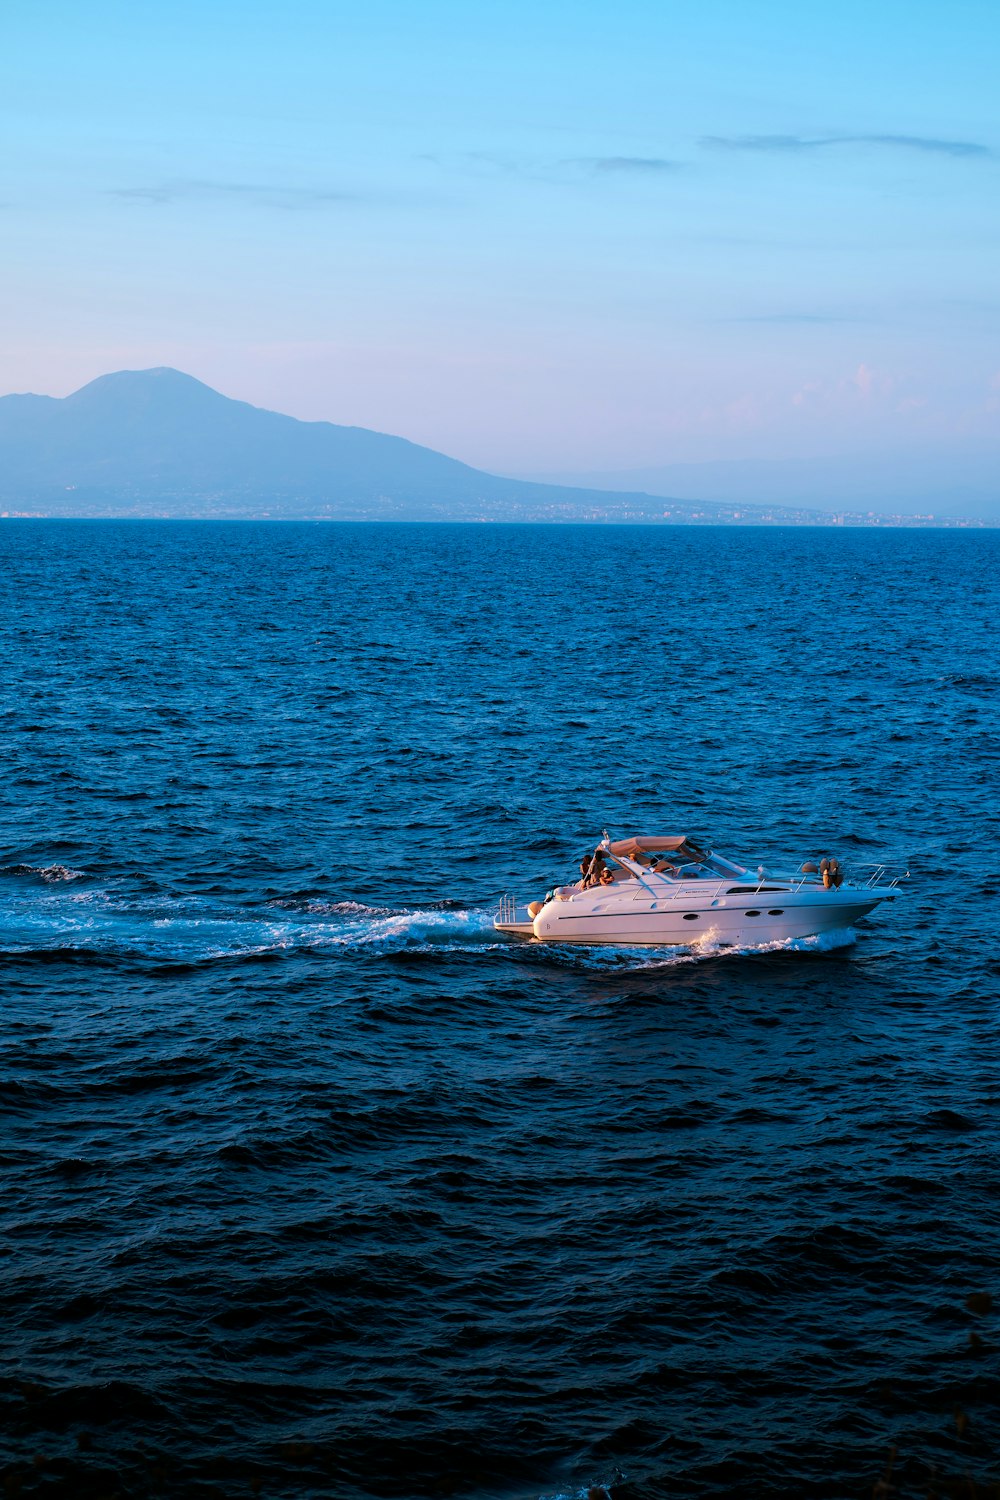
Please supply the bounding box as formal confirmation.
[498,887,890,947]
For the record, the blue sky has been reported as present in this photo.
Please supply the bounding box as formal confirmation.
[3,0,998,475]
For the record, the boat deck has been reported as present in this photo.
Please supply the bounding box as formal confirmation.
[494,900,535,938]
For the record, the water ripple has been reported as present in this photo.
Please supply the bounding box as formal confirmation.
[1,522,998,1500]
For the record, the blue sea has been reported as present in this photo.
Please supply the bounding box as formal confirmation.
[1,521,998,1500]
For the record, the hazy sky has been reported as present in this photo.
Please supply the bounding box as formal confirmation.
[3,0,998,472]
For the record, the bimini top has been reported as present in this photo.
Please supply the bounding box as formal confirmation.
[607,835,703,857]
[605,834,745,879]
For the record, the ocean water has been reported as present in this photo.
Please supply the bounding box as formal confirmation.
[1,521,998,1500]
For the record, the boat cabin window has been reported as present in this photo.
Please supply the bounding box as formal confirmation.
[727,885,784,894]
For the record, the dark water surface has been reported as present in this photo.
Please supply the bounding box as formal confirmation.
[1,522,998,1500]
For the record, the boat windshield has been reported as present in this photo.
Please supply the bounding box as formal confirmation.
[605,839,748,880]
[701,851,748,876]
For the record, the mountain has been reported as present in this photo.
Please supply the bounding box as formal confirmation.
[0,368,986,524]
[0,368,502,517]
[1,366,712,521]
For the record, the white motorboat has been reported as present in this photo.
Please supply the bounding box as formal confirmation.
[495,833,906,947]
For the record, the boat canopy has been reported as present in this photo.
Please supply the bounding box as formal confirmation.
[608,836,692,856]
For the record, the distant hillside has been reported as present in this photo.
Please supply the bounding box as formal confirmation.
[534,449,1000,523]
[0,369,506,517]
[0,369,979,524]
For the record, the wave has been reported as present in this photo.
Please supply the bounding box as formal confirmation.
[0,888,502,963]
[514,924,857,974]
[0,883,858,968]
[538,1484,615,1500]
[0,862,87,883]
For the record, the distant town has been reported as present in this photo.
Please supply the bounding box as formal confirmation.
[1,496,991,527]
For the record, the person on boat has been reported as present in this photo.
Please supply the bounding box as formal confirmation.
[599,866,615,886]
[583,851,607,888]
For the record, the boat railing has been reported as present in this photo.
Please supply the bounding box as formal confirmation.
[629,864,882,902]
[632,876,771,903]
[853,862,911,889]
[619,859,909,903]
[763,868,823,892]
[744,864,911,892]
[497,892,518,924]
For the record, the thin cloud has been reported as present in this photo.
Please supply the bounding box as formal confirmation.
[584,156,681,173]
[702,132,993,159]
[417,151,540,179]
[421,151,682,183]
[110,180,368,209]
[860,133,992,157]
[454,151,533,175]
[731,312,866,325]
